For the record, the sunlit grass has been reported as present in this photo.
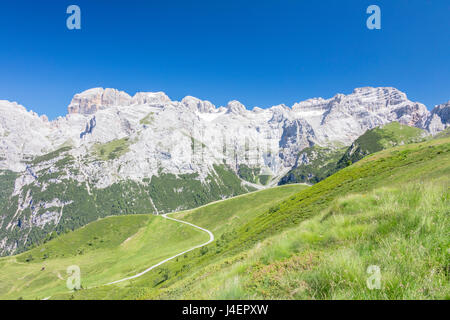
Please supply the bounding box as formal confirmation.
[177,182,449,299]
[0,185,306,300]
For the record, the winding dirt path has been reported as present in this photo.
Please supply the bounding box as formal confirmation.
[43,213,214,299]
[105,213,214,285]
[42,184,307,299]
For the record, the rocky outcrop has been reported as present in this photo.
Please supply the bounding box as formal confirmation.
[182,96,215,113]
[68,88,133,115]
[0,86,448,180]
[425,101,450,134]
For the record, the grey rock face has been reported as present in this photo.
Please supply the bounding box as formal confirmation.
[0,86,448,183]
[425,101,450,134]
[68,88,133,115]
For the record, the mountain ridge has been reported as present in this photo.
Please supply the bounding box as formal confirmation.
[0,86,448,256]
[1,86,447,175]
[2,86,446,121]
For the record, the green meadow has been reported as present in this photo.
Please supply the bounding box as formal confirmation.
[0,214,208,299]
[0,185,306,300]
[0,136,448,300]
[144,138,449,300]
[158,181,449,299]
[45,136,449,300]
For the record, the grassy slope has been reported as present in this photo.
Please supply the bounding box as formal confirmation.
[160,181,449,299]
[237,164,271,185]
[0,184,306,300]
[60,137,449,300]
[360,121,426,149]
[173,184,309,239]
[279,145,347,184]
[149,137,449,300]
[92,138,132,161]
[337,122,426,168]
[140,112,155,125]
[280,122,427,185]
[0,215,209,300]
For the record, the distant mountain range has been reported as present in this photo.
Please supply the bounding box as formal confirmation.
[0,86,448,255]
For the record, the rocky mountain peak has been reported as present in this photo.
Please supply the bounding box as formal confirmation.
[132,92,171,105]
[181,96,216,113]
[225,100,246,115]
[68,88,132,115]
[1,86,449,179]
[291,98,328,112]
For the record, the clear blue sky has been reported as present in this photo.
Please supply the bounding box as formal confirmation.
[0,0,448,119]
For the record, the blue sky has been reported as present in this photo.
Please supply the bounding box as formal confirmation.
[0,0,449,119]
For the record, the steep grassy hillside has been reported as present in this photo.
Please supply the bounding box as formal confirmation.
[237,164,271,185]
[337,122,427,168]
[278,122,427,185]
[279,145,347,185]
[0,184,306,300]
[147,137,449,300]
[280,122,428,186]
[92,138,132,161]
[157,181,449,299]
[0,214,211,300]
[56,136,449,300]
